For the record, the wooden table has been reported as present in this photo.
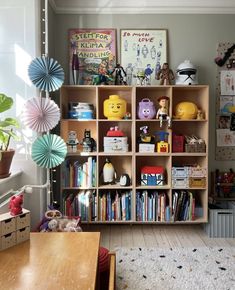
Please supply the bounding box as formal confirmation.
[0,232,100,290]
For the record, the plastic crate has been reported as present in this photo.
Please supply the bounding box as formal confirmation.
[204,204,235,238]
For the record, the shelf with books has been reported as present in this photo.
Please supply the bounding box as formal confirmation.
[59,85,209,224]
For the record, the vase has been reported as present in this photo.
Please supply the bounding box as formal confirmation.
[0,149,15,178]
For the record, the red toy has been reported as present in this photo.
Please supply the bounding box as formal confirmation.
[9,194,23,216]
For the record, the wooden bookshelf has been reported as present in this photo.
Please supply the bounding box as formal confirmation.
[60,85,209,224]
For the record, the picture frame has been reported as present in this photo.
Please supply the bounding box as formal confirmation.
[120,29,168,85]
[220,70,235,95]
[69,28,117,85]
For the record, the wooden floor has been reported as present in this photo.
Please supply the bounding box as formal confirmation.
[83,224,235,251]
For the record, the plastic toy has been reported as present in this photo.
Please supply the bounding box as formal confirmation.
[67,131,79,152]
[120,174,131,186]
[156,96,171,127]
[155,131,169,153]
[138,98,156,119]
[102,158,116,184]
[110,63,127,85]
[9,194,23,216]
[175,60,198,85]
[81,129,96,152]
[174,102,198,119]
[103,95,127,120]
[134,69,147,86]
[138,126,155,143]
[106,126,124,137]
[156,62,175,85]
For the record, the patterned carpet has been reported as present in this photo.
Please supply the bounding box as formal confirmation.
[115,246,235,290]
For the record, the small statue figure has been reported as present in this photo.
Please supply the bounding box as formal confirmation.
[81,129,96,152]
[67,131,79,152]
[144,64,154,85]
[138,126,155,144]
[156,62,175,85]
[102,158,116,184]
[110,63,127,85]
[9,194,23,216]
[156,96,171,128]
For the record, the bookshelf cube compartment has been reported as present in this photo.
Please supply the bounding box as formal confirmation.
[98,87,133,119]
[172,156,207,169]
[98,156,132,187]
[99,121,132,153]
[136,190,170,222]
[98,189,132,222]
[61,156,97,188]
[136,156,170,187]
[60,86,97,120]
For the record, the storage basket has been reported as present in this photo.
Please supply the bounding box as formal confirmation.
[185,143,206,153]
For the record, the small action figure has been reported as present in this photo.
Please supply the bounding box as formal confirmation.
[110,64,127,85]
[156,96,171,128]
[67,131,79,152]
[81,129,96,152]
[156,62,175,85]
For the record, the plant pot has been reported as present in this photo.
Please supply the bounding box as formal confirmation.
[0,149,15,178]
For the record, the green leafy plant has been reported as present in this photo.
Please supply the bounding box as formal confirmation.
[0,93,20,152]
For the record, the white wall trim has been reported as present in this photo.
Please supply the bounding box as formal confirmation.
[49,0,235,14]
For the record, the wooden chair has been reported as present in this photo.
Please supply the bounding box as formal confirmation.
[108,252,116,290]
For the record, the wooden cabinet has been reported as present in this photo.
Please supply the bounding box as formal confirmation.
[60,85,209,224]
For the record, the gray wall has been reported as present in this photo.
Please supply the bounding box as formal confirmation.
[51,13,235,172]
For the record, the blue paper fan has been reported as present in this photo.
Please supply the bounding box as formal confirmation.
[28,56,65,92]
[32,134,67,168]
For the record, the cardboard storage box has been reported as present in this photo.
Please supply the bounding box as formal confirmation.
[139,143,155,153]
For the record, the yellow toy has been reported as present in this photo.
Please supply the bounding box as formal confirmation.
[157,141,169,153]
[174,101,198,119]
[103,95,127,120]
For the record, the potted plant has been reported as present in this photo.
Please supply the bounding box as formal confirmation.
[0,93,20,178]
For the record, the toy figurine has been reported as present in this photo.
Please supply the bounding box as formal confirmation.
[102,158,116,184]
[103,95,127,120]
[155,131,169,153]
[120,174,131,186]
[156,96,171,127]
[156,62,174,85]
[138,126,155,143]
[67,131,79,152]
[110,63,127,85]
[81,129,96,152]
[9,194,23,216]
[134,69,147,86]
[144,64,154,85]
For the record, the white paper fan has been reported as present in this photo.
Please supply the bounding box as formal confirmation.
[22,97,60,132]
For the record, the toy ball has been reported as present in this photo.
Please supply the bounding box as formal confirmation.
[138,98,156,119]
[103,95,127,120]
[174,101,198,119]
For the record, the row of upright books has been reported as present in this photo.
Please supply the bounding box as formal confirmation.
[63,190,132,222]
[172,190,195,221]
[136,191,170,222]
[62,157,96,188]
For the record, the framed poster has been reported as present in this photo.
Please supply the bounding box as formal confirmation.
[69,29,117,85]
[120,29,167,85]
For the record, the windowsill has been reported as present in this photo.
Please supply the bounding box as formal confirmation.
[0,169,23,185]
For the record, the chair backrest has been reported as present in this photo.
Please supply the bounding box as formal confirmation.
[108,252,116,290]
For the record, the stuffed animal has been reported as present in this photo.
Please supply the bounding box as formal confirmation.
[9,194,23,216]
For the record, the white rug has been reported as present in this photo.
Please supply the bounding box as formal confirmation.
[115,247,235,290]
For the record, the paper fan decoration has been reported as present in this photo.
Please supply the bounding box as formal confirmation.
[28,56,65,92]
[32,134,67,168]
[22,97,60,132]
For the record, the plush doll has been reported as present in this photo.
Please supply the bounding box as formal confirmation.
[9,194,23,216]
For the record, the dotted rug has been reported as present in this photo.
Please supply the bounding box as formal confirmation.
[116,247,235,290]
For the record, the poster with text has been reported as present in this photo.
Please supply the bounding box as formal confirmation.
[120,29,167,85]
[69,29,117,85]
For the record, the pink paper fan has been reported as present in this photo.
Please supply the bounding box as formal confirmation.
[22,97,60,132]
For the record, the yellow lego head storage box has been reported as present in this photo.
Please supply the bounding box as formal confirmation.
[174,101,198,119]
[103,95,127,120]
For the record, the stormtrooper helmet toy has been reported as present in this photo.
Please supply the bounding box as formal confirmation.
[175,60,198,85]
